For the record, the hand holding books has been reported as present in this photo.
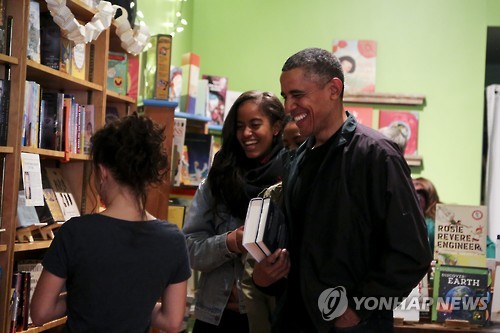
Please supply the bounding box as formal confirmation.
[227,225,247,254]
[252,249,290,287]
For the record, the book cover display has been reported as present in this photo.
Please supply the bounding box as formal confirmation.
[171,117,186,187]
[379,110,419,156]
[332,39,377,93]
[184,132,212,186]
[432,265,490,325]
[71,43,86,80]
[45,167,80,221]
[169,66,182,112]
[107,51,128,95]
[27,0,40,63]
[202,75,228,125]
[143,34,172,100]
[434,204,487,267]
[180,52,200,114]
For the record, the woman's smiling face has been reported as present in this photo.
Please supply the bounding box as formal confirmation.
[236,101,279,160]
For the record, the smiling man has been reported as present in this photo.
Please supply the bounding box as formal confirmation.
[252,48,432,333]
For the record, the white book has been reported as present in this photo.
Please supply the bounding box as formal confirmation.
[242,197,266,262]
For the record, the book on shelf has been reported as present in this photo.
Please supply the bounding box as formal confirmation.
[20,152,44,207]
[22,81,41,148]
[0,155,5,229]
[107,51,128,95]
[17,271,31,331]
[39,91,64,150]
[243,197,287,262]
[9,272,22,333]
[184,132,213,186]
[59,37,72,74]
[332,39,377,93]
[143,34,172,100]
[194,78,209,117]
[16,190,44,229]
[71,43,86,80]
[0,79,9,145]
[45,167,80,221]
[35,188,65,224]
[0,0,6,54]
[127,55,139,100]
[171,117,186,187]
[431,264,490,325]
[168,204,186,230]
[434,204,487,267]
[27,0,40,63]
[169,66,182,112]
[40,11,61,70]
[17,260,43,326]
[83,104,94,154]
[202,75,228,125]
[180,52,200,114]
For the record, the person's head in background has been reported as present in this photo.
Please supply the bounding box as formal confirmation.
[378,124,408,154]
[90,113,169,218]
[282,115,306,150]
[412,177,440,219]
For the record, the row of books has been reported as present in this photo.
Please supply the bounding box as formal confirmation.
[9,260,43,332]
[22,81,94,154]
[28,1,87,80]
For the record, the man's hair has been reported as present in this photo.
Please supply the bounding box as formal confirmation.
[282,47,345,88]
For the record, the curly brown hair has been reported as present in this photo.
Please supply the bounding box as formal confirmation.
[90,113,169,217]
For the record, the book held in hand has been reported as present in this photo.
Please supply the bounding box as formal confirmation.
[243,197,287,262]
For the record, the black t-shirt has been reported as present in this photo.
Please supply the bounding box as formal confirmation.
[43,214,191,333]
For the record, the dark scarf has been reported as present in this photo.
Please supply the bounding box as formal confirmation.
[243,143,284,206]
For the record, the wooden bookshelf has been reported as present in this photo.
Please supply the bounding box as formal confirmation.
[20,317,67,333]
[344,92,425,106]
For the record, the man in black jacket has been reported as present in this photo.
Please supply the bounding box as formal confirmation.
[253,48,432,333]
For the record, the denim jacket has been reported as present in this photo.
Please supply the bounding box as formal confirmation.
[182,180,246,325]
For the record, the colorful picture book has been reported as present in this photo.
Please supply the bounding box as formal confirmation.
[332,39,377,93]
[171,117,186,187]
[202,75,228,125]
[434,204,487,267]
[378,110,419,156]
[143,34,172,99]
[184,132,213,186]
[432,265,490,325]
[180,52,200,114]
[107,51,128,95]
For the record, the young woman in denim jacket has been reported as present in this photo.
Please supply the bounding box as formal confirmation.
[183,90,285,332]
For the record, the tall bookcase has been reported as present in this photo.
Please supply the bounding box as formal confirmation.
[0,1,174,332]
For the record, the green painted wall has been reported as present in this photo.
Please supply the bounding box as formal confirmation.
[141,0,500,207]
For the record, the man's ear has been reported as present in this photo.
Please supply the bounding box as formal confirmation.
[329,77,344,99]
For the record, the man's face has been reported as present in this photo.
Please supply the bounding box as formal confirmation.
[280,68,333,138]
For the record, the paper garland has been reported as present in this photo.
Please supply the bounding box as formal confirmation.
[45,0,150,55]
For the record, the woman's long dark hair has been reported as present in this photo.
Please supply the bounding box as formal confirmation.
[207,90,285,218]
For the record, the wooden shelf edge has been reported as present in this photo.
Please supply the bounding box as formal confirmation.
[27,60,103,91]
[344,92,425,106]
[106,90,136,103]
[0,146,14,153]
[0,243,7,252]
[0,53,18,65]
[405,155,423,167]
[22,317,67,333]
[14,240,52,252]
[21,146,65,159]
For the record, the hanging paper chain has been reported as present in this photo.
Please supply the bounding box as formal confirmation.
[45,0,150,55]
